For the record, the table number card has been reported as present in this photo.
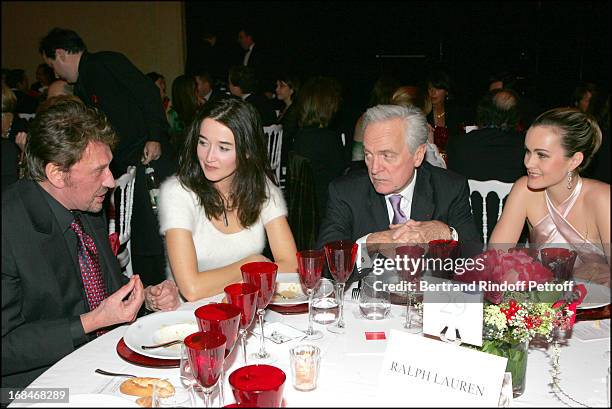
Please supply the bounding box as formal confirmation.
[422,276,484,346]
[377,330,507,407]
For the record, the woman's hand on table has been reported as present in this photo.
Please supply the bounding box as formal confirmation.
[144,280,181,311]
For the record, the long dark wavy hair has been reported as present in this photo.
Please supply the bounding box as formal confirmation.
[177,97,275,228]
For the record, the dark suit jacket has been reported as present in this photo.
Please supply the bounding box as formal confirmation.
[243,44,274,94]
[245,94,277,126]
[446,127,526,183]
[74,51,176,272]
[316,161,480,249]
[1,180,126,388]
[73,51,170,175]
[292,127,348,218]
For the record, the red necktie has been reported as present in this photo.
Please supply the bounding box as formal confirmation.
[70,216,108,311]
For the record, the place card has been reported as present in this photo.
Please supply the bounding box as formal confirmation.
[422,276,484,347]
[377,330,507,407]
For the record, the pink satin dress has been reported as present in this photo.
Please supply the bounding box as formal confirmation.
[530,179,607,267]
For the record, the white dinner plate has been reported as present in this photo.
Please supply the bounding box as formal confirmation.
[123,310,198,359]
[575,279,611,309]
[28,393,137,407]
[269,272,308,306]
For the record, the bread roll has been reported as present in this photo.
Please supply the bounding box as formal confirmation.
[136,396,152,407]
[120,377,175,398]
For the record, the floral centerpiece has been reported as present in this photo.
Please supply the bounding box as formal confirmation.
[456,249,587,397]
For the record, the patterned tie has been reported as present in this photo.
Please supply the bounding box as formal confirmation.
[389,194,407,224]
[70,216,108,311]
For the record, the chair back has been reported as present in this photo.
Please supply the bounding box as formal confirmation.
[109,166,136,276]
[287,152,319,250]
[264,124,284,188]
[468,179,513,244]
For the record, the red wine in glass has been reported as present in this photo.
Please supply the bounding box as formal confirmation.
[184,331,226,408]
[297,249,325,340]
[324,241,358,334]
[229,364,286,408]
[241,262,278,363]
[224,283,259,365]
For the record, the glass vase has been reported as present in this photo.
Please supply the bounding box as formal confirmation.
[482,340,529,398]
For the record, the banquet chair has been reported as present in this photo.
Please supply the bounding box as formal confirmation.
[467,179,513,244]
[108,166,136,277]
[264,124,284,189]
[286,152,319,250]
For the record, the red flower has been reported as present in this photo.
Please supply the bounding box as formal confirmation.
[454,249,555,304]
[500,299,521,321]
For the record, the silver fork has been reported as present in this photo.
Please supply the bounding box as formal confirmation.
[95,368,136,378]
[351,280,362,300]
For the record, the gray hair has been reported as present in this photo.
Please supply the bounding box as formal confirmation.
[362,104,429,153]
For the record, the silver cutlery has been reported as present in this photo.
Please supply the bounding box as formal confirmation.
[141,339,183,350]
[351,280,362,300]
[95,368,136,378]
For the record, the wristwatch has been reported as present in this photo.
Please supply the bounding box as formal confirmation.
[449,226,459,241]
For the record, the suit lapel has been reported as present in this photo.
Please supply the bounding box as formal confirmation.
[411,165,435,221]
[19,182,86,306]
[367,184,390,232]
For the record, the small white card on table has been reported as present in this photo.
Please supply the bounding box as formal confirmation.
[422,276,484,346]
[376,330,507,407]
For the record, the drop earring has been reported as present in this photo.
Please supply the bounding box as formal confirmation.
[566,171,574,190]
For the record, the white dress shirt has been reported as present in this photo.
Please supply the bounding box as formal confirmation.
[356,170,418,271]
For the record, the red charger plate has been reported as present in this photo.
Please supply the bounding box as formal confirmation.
[268,303,308,315]
[116,337,179,368]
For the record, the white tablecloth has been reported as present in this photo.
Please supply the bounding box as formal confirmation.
[10,285,611,407]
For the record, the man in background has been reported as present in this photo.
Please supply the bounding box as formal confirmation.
[39,27,175,286]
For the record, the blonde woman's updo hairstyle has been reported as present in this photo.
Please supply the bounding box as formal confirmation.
[530,107,602,173]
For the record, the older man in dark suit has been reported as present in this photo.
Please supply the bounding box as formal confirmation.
[316,104,480,279]
[1,100,179,390]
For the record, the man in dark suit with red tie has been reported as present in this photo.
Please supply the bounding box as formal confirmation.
[1,99,179,390]
[316,104,480,279]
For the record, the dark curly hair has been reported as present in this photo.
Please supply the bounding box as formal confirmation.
[25,98,116,181]
[530,107,602,174]
[177,97,275,228]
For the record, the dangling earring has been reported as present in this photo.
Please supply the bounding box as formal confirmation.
[566,171,574,190]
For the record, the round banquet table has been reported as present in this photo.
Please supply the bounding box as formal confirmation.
[9,282,611,407]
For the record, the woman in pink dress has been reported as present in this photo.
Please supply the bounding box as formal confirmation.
[490,107,610,285]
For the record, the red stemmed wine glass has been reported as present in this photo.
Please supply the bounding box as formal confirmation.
[184,331,227,408]
[324,241,358,334]
[195,303,242,358]
[224,283,259,365]
[195,303,242,404]
[296,249,325,340]
[241,261,278,363]
[229,364,286,408]
[540,247,578,282]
